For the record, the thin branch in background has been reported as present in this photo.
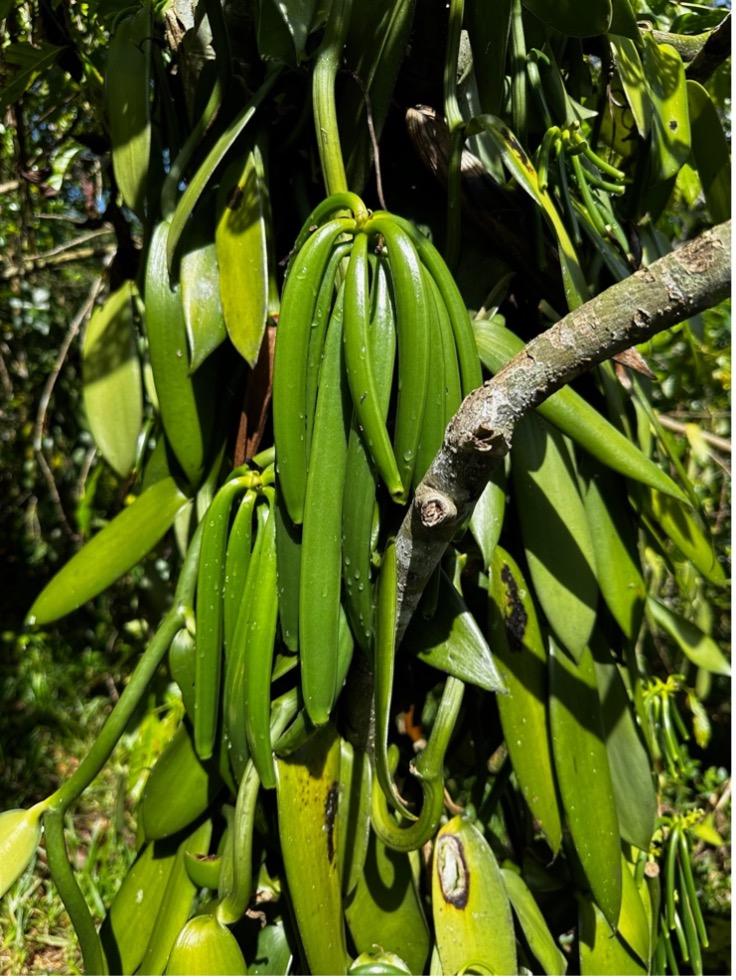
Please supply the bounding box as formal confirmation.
[1,244,115,280]
[657,413,732,455]
[348,71,387,210]
[33,271,107,541]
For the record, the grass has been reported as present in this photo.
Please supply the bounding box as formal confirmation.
[0,625,181,975]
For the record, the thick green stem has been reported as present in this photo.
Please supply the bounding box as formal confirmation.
[48,607,183,811]
[443,0,465,265]
[44,810,108,975]
[313,0,353,195]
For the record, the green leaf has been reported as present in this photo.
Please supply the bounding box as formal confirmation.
[643,37,691,182]
[521,0,612,37]
[592,638,657,851]
[248,921,294,975]
[27,477,189,626]
[433,815,517,976]
[474,316,688,503]
[404,570,506,693]
[610,35,651,137]
[578,893,646,975]
[105,2,152,216]
[257,0,321,64]
[580,462,646,640]
[647,597,730,676]
[687,79,731,224]
[215,148,269,366]
[488,547,563,854]
[512,412,598,660]
[82,281,143,477]
[0,41,60,113]
[469,467,507,569]
[346,832,431,975]
[0,805,45,899]
[180,234,227,372]
[641,488,726,586]
[550,642,621,927]
[165,71,280,271]
[500,867,567,975]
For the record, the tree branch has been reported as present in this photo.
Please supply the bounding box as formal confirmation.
[394,220,732,640]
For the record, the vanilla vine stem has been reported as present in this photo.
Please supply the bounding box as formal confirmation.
[394,220,732,641]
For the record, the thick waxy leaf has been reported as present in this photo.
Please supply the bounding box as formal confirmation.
[28,477,188,625]
[642,488,726,585]
[275,725,348,975]
[0,805,44,899]
[433,815,517,976]
[100,840,178,975]
[215,149,269,366]
[82,280,142,477]
[512,412,598,660]
[643,37,691,182]
[139,820,213,975]
[687,80,731,224]
[404,570,506,692]
[647,597,730,675]
[105,2,152,216]
[139,723,220,840]
[166,915,246,975]
[0,41,60,113]
[610,35,651,137]
[180,235,227,372]
[257,0,321,64]
[488,547,563,853]
[522,0,612,37]
[469,467,507,569]
[592,639,656,851]
[578,893,646,975]
[474,316,688,503]
[248,921,293,975]
[346,832,430,975]
[617,856,651,968]
[581,462,646,640]
[501,867,567,975]
[549,642,622,927]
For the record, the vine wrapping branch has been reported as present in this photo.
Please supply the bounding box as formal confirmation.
[394,219,732,640]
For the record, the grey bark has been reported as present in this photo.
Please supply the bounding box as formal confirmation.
[394,219,732,640]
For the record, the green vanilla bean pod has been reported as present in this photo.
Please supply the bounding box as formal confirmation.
[305,241,352,458]
[676,832,708,948]
[378,212,482,395]
[299,285,350,725]
[414,268,453,486]
[343,255,396,650]
[509,0,528,143]
[337,740,372,898]
[145,220,211,487]
[290,192,368,256]
[273,217,355,524]
[343,231,403,499]
[194,476,250,760]
[274,488,301,653]
[364,215,429,497]
[169,626,196,719]
[243,490,280,789]
[372,675,464,852]
[226,498,269,780]
[374,539,414,819]
[223,488,257,653]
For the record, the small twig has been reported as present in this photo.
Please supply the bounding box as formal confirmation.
[1,244,115,280]
[657,413,731,454]
[33,272,107,540]
[348,71,387,210]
